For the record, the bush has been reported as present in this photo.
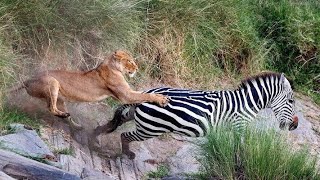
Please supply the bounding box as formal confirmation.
[0,0,319,103]
[0,39,17,109]
[198,125,319,179]
[137,0,268,87]
[253,0,320,104]
[0,0,143,52]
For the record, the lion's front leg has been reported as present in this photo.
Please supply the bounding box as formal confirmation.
[119,91,169,107]
[147,93,169,107]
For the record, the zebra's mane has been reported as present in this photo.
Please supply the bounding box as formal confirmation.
[236,72,282,90]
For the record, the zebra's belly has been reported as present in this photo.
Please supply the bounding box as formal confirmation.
[134,102,210,137]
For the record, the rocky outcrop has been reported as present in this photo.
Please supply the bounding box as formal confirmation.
[0,149,79,180]
[0,123,57,164]
[3,92,320,179]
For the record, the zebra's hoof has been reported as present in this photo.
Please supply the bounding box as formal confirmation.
[123,151,135,159]
[88,137,101,151]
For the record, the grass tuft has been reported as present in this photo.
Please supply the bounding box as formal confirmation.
[0,108,40,133]
[53,147,75,156]
[0,0,319,102]
[198,125,320,179]
[147,164,170,179]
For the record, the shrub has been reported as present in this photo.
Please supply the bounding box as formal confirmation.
[0,39,17,109]
[137,0,268,87]
[0,0,319,103]
[0,0,143,52]
[198,125,319,179]
[252,0,320,103]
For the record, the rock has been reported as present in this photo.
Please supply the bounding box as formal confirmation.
[0,149,80,180]
[162,175,191,180]
[132,143,157,177]
[0,171,15,180]
[116,157,137,180]
[0,123,56,162]
[168,144,200,174]
[9,123,31,132]
[60,154,87,176]
[81,167,116,180]
[91,151,111,174]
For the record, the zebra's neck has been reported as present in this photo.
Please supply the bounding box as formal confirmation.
[213,80,276,124]
[233,79,275,118]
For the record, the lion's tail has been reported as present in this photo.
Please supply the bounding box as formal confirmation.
[6,82,26,93]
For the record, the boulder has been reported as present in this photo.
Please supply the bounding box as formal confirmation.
[81,167,116,180]
[0,123,56,162]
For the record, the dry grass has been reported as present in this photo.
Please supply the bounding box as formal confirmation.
[0,0,319,101]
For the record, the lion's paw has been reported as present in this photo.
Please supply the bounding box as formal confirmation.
[155,94,169,107]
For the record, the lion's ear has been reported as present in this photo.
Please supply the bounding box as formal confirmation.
[113,51,121,61]
[113,50,127,61]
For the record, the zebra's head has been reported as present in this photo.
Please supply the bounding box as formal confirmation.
[270,73,298,131]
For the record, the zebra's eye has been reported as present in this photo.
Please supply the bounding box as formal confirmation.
[288,99,294,104]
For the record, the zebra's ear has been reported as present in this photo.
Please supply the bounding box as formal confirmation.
[280,73,291,90]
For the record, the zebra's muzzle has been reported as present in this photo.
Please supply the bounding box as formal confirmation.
[289,115,298,131]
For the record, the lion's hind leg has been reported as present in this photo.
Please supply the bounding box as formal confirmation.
[25,76,69,118]
[45,77,70,118]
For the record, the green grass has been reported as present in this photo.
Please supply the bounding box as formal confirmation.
[253,0,320,104]
[0,0,143,52]
[53,147,75,156]
[0,108,40,133]
[0,0,319,103]
[146,164,170,179]
[103,98,121,110]
[198,125,320,179]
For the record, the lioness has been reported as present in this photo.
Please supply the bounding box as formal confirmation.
[11,50,168,128]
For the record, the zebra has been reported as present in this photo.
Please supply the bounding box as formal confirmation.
[93,72,298,159]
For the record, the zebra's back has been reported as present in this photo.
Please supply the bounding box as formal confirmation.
[136,88,217,137]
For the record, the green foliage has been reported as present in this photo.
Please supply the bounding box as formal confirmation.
[0,0,143,52]
[0,108,40,133]
[147,164,170,179]
[104,98,121,110]
[253,0,320,103]
[0,0,319,102]
[139,0,267,87]
[53,147,75,156]
[198,125,238,179]
[198,125,320,179]
[0,38,17,109]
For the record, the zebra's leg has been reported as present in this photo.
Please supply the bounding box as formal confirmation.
[91,104,137,151]
[121,133,136,159]
[94,104,137,137]
[121,130,158,159]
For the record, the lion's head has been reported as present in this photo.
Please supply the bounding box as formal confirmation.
[112,50,138,77]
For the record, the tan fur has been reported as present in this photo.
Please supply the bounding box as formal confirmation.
[13,50,168,118]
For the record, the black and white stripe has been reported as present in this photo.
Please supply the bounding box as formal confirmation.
[109,73,297,143]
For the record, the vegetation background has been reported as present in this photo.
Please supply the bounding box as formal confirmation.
[0,0,319,179]
[0,0,319,107]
